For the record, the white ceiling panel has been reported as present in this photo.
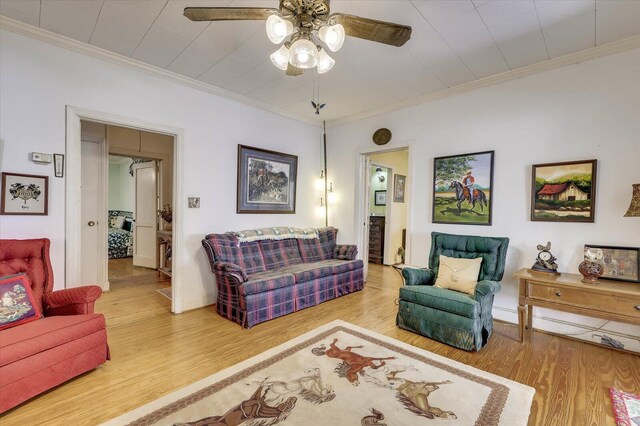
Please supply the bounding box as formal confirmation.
[0,0,41,26]
[537,0,595,58]
[488,11,549,69]
[197,54,255,87]
[132,24,193,68]
[596,0,640,45]
[90,1,163,56]
[3,0,640,122]
[40,0,104,43]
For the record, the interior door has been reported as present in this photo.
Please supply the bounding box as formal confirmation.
[80,140,100,285]
[362,157,372,278]
[133,162,158,269]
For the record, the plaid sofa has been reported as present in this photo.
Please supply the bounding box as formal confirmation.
[202,227,364,328]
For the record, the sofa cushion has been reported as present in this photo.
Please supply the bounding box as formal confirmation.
[0,273,42,331]
[0,314,106,367]
[297,227,337,263]
[260,239,303,270]
[399,285,480,319]
[280,259,364,283]
[434,255,482,295]
[203,234,266,275]
[241,271,296,296]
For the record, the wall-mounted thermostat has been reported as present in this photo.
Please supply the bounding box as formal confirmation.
[32,152,52,164]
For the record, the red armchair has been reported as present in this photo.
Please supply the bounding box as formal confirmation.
[0,239,109,413]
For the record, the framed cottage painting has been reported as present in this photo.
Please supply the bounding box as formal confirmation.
[1,172,49,215]
[531,159,597,222]
[237,145,297,214]
[433,151,494,225]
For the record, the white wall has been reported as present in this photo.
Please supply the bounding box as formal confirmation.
[108,157,135,213]
[327,48,640,351]
[0,29,322,310]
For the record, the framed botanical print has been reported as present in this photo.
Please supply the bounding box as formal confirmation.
[531,159,597,222]
[237,145,297,214]
[433,150,494,225]
[394,174,406,203]
[1,172,49,215]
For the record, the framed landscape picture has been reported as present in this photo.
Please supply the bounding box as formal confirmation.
[433,150,494,225]
[584,245,640,283]
[1,172,48,215]
[375,190,387,206]
[531,159,597,222]
[394,174,406,203]
[237,145,297,214]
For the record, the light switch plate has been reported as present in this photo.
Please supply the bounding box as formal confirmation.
[32,152,52,164]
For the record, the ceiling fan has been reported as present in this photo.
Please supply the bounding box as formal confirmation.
[184,0,412,76]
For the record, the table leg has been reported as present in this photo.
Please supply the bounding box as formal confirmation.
[518,304,526,343]
[527,305,533,330]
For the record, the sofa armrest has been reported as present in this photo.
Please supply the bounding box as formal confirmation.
[213,261,248,282]
[474,280,501,301]
[43,286,103,316]
[333,244,358,260]
[402,268,435,286]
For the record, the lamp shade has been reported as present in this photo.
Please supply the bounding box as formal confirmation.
[270,45,290,71]
[316,48,335,74]
[624,183,640,217]
[289,38,319,69]
[319,24,345,52]
[266,15,293,44]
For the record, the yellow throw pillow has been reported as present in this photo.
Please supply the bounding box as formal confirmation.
[434,255,483,295]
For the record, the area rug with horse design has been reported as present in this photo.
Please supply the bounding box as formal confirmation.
[103,320,535,426]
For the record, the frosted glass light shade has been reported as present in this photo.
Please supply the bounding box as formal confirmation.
[266,15,293,44]
[319,24,345,52]
[270,45,290,70]
[289,39,319,69]
[316,48,335,74]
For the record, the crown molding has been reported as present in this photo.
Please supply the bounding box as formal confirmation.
[327,34,640,128]
[0,16,321,127]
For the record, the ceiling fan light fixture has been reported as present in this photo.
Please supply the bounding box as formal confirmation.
[316,48,335,74]
[266,15,293,44]
[270,45,290,71]
[289,38,319,70]
[319,24,345,52]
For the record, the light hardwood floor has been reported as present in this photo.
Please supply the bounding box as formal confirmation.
[108,257,157,280]
[2,265,638,425]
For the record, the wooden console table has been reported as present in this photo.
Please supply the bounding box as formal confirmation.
[157,230,172,278]
[514,268,640,343]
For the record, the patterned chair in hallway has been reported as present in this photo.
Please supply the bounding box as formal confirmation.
[396,232,509,351]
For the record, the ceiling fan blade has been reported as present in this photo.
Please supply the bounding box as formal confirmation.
[184,7,278,22]
[330,14,412,47]
[286,63,304,77]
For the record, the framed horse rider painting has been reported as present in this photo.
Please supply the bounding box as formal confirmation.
[432,151,494,225]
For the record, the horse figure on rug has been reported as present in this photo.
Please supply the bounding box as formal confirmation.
[449,181,487,213]
[312,338,396,386]
[386,371,457,420]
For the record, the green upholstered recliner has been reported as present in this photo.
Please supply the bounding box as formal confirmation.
[396,232,509,351]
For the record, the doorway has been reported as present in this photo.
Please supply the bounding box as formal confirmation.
[66,107,184,313]
[357,147,411,279]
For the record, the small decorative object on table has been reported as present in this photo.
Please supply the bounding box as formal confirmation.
[158,204,172,231]
[579,247,605,283]
[529,241,559,274]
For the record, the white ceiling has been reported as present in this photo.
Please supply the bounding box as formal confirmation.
[2,0,640,122]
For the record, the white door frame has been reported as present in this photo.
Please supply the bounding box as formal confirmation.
[354,142,415,274]
[66,106,185,314]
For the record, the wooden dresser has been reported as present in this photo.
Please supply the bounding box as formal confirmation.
[514,268,640,343]
[368,216,385,264]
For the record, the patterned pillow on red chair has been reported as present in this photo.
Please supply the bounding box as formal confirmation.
[0,273,42,330]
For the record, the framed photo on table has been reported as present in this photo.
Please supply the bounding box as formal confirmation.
[584,245,640,283]
[237,145,297,214]
[1,172,49,215]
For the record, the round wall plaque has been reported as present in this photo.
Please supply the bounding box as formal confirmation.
[372,128,392,145]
